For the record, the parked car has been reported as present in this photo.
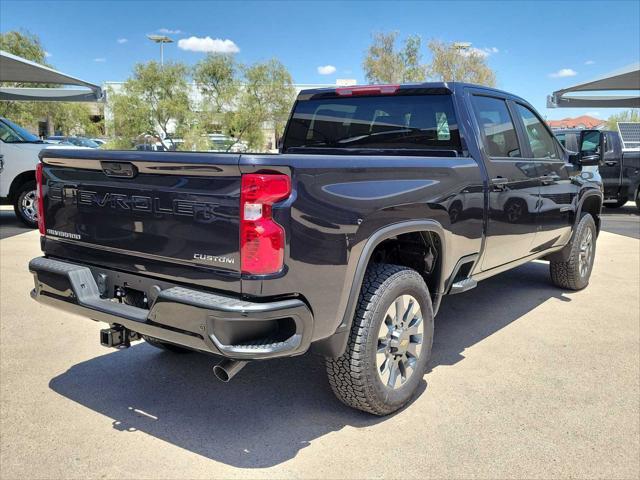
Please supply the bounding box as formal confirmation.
[207,134,248,152]
[90,138,106,147]
[29,83,604,415]
[47,136,100,148]
[0,117,81,227]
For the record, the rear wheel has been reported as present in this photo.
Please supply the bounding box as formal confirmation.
[13,181,38,228]
[326,264,434,415]
[635,190,640,213]
[550,213,597,290]
[143,336,192,354]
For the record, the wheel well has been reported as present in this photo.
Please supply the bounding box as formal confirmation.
[8,170,36,201]
[581,195,602,234]
[368,231,442,298]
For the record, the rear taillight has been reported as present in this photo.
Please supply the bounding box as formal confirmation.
[240,173,291,275]
[35,162,45,235]
[336,84,400,96]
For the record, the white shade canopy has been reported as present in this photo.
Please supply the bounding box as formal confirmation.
[0,50,103,102]
[547,63,640,108]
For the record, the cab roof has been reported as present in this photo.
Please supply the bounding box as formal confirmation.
[296,82,529,104]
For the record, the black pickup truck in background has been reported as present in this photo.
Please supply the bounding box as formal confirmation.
[556,128,640,211]
[29,83,604,415]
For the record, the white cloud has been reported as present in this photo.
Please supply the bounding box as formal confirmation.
[585,111,601,117]
[177,36,239,53]
[584,60,595,65]
[158,28,183,34]
[117,38,128,44]
[549,68,577,78]
[44,51,52,58]
[317,65,336,75]
[94,57,106,63]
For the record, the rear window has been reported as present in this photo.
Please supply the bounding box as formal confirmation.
[282,94,461,154]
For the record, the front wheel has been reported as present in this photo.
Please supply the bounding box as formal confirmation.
[326,264,434,415]
[550,213,597,290]
[13,181,38,228]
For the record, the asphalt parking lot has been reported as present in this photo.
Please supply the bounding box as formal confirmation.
[1,205,639,479]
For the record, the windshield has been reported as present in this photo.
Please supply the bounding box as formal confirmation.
[68,137,99,148]
[283,94,461,154]
[0,118,41,143]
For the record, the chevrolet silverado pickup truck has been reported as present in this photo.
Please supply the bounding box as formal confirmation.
[29,83,604,415]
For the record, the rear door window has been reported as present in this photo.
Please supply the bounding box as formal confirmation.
[471,96,521,158]
[283,94,461,153]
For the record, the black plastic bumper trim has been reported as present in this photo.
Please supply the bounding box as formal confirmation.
[29,257,313,359]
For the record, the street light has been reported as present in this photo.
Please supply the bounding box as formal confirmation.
[453,42,472,51]
[146,34,174,66]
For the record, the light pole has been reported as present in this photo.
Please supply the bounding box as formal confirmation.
[453,42,471,52]
[146,34,174,66]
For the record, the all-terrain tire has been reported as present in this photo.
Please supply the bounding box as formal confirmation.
[326,264,434,416]
[143,336,193,354]
[550,213,597,290]
[13,180,38,228]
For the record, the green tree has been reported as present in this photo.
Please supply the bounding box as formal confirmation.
[53,103,104,137]
[0,30,50,66]
[196,57,296,151]
[428,40,496,86]
[362,33,497,87]
[363,32,427,83]
[106,61,192,149]
[193,54,239,113]
[606,109,640,131]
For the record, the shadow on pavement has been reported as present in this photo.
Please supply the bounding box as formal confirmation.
[0,209,32,240]
[49,261,569,467]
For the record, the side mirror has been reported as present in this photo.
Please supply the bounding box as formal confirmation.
[577,130,604,166]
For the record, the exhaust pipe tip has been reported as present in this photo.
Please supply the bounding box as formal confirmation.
[213,359,248,382]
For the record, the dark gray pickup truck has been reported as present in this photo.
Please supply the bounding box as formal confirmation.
[556,128,640,211]
[29,83,604,415]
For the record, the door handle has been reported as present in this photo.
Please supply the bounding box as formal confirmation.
[491,177,508,191]
[605,161,618,167]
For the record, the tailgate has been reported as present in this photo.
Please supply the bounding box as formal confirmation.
[40,150,242,292]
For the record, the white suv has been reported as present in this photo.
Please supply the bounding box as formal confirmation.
[0,117,85,228]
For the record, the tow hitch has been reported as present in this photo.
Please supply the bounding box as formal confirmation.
[100,325,140,349]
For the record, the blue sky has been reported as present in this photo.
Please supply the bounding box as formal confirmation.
[2,0,639,119]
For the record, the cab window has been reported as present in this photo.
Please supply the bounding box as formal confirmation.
[471,96,521,158]
[515,104,558,159]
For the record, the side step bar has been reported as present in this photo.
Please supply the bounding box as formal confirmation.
[449,278,478,295]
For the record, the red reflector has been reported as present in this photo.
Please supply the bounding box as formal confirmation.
[240,174,291,275]
[35,162,45,235]
[336,84,400,96]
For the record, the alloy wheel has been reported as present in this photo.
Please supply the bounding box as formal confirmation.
[21,190,38,224]
[376,294,424,389]
[579,229,593,277]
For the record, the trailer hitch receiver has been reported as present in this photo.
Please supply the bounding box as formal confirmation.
[100,326,140,349]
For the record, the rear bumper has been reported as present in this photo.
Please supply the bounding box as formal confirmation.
[29,257,313,360]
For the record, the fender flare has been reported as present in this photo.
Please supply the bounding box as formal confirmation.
[313,220,447,357]
[575,191,603,230]
[546,191,602,263]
